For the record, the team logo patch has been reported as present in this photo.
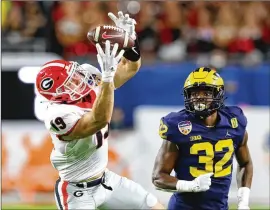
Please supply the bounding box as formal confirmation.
[73,190,84,197]
[230,118,238,128]
[178,121,192,135]
[40,77,54,90]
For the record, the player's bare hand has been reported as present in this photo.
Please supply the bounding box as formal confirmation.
[108,11,136,40]
[192,172,213,192]
[96,40,124,83]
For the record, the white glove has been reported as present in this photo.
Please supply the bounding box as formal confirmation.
[108,11,137,40]
[237,204,250,210]
[192,172,213,192]
[176,172,213,192]
[237,187,250,210]
[96,40,124,83]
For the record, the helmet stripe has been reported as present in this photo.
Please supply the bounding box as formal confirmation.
[198,67,205,72]
[41,62,65,70]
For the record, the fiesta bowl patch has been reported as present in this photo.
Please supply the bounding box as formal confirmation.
[178,121,192,135]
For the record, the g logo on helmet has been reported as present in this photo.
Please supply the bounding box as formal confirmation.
[40,78,54,91]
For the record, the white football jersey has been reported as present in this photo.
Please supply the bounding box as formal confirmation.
[44,103,108,182]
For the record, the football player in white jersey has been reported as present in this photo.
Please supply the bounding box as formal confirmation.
[35,11,164,210]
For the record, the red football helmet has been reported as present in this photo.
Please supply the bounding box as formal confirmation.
[36,60,100,104]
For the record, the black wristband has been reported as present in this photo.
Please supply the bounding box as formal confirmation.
[123,38,141,62]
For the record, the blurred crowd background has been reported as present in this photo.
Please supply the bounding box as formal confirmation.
[2,1,270,67]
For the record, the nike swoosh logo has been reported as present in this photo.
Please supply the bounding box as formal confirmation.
[131,46,139,55]
[101,32,123,39]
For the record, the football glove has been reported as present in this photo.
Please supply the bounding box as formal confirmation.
[237,187,250,210]
[237,204,250,210]
[96,40,124,83]
[108,11,137,40]
[176,172,213,193]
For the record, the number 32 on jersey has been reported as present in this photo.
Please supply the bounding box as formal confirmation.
[190,139,234,178]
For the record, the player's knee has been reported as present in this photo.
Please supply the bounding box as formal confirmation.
[142,193,163,209]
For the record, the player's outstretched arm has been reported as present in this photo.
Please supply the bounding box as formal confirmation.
[235,131,253,210]
[61,41,124,141]
[108,11,141,88]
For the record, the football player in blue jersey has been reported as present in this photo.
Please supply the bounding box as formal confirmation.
[152,67,253,210]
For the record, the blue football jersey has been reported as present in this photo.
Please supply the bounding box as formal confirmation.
[159,106,247,210]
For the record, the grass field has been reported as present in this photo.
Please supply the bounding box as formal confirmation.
[2,204,270,210]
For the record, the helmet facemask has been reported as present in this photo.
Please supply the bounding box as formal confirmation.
[56,62,101,102]
[183,84,225,118]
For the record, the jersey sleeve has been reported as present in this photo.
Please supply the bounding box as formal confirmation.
[229,106,248,146]
[44,110,81,137]
[230,106,248,129]
[234,106,247,128]
[159,114,176,142]
[238,108,248,145]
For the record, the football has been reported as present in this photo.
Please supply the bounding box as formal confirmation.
[87,25,135,50]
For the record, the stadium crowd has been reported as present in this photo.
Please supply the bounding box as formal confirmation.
[2,1,270,63]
